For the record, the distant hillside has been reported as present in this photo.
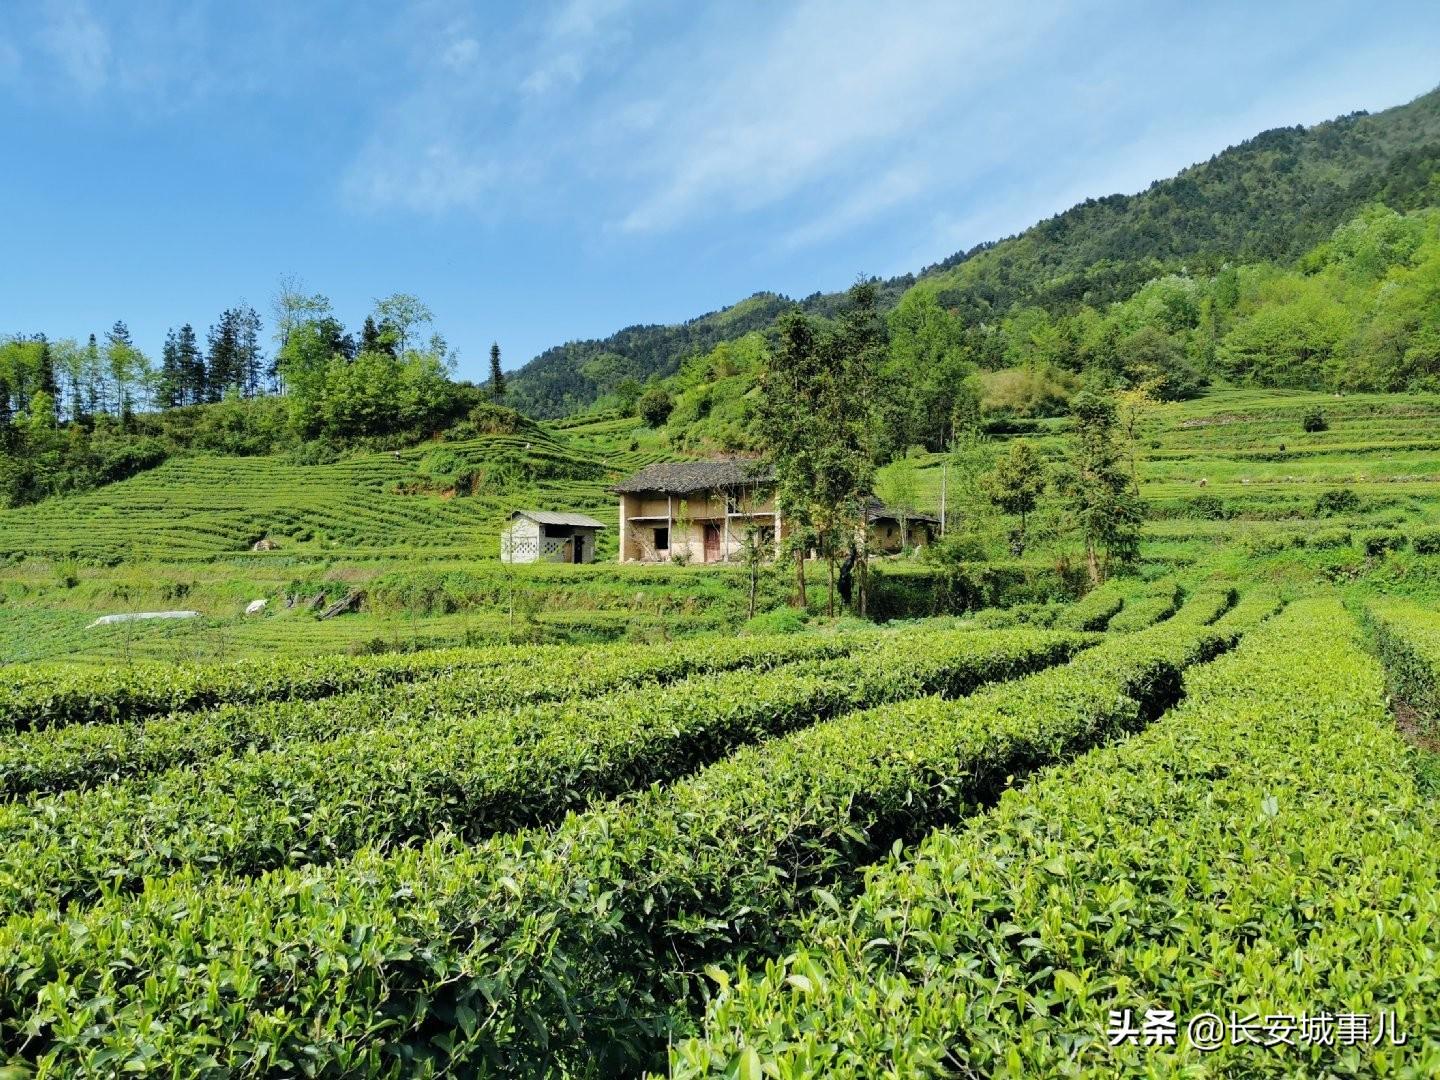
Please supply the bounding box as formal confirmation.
[508,87,1440,418]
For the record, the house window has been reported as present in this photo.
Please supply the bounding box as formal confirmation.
[726,492,741,514]
[654,527,670,551]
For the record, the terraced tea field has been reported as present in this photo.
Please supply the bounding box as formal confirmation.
[0,584,1431,1075]
[1,388,1438,1073]
[0,427,624,563]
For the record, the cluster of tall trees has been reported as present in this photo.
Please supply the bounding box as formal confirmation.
[756,282,1146,608]
[0,282,504,507]
[757,282,883,614]
[270,288,468,443]
[156,308,265,408]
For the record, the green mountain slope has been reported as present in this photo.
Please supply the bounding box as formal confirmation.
[508,86,1440,418]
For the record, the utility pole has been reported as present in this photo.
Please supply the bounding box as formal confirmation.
[939,457,948,536]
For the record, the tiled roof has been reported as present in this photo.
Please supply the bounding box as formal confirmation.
[864,496,940,525]
[511,510,608,528]
[612,459,775,495]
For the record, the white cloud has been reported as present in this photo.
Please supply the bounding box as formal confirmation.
[610,1,1066,234]
[778,163,933,251]
[520,0,631,97]
[38,0,108,95]
[344,137,502,215]
[442,36,480,72]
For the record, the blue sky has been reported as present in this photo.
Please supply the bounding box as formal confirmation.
[1,1,1438,383]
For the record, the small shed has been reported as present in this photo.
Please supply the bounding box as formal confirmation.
[500,510,607,564]
[865,497,940,554]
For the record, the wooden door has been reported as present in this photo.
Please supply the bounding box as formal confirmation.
[703,523,720,563]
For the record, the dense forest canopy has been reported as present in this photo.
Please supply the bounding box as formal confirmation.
[507,86,1440,418]
[613,199,1440,463]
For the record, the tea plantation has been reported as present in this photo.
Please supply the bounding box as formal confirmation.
[0,389,1437,1074]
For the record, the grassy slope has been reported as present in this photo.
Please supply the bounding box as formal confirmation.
[9,387,1440,664]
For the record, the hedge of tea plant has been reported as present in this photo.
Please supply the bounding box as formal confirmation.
[0,594,1274,1076]
[1104,581,1184,633]
[669,598,1438,1078]
[0,627,1089,914]
[1362,599,1440,738]
[1053,582,1127,631]
[0,630,865,798]
[0,624,884,735]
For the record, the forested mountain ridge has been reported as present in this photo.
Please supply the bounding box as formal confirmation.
[507,86,1440,417]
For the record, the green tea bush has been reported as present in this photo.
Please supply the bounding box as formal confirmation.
[0,633,863,800]
[1186,492,1231,520]
[1305,526,1353,549]
[1054,582,1126,631]
[1409,526,1440,554]
[739,608,806,635]
[1362,529,1407,557]
[1106,582,1185,632]
[1363,601,1440,737]
[0,629,1087,912]
[672,600,1439,1078]
[1313,486,1361,516]
[0,600,1263,1075]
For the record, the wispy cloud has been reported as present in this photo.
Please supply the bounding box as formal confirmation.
[520,0,632,97]
[37,0,108,95]
[339,0,1074,239]
[778,164,934,252]
[612,1,1064,235]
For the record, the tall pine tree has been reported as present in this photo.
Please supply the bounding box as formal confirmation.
[105,321,136,419]
[206,310,240,401]
[83,334,101,418]
[36,336,58,400]
[489,342,505,399]
[158,329,184,409]
[236,305,263,397]
[176,324,204,405]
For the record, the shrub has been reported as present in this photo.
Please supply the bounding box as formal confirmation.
[979,365,1077,419]
[441,420,480,441]
[1241,531,1292,556]
[1301,406,1328,432]
[467,401,536,435]
[1187,493,1230,520]
[1313,486,1360,516]
[53,558,81,589]
[419,448,462,481]
[638,386,675,428]
[740,608,806,636]
[285,441,341,466]
[1305,526,1352,549]
[1361,529,1406,557]
[96,438,168,484]
[1410,527,1440,555]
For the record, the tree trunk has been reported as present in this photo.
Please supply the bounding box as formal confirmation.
[793,547,806,609]
[827,554,835,618]
[1086,542,1101,585]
